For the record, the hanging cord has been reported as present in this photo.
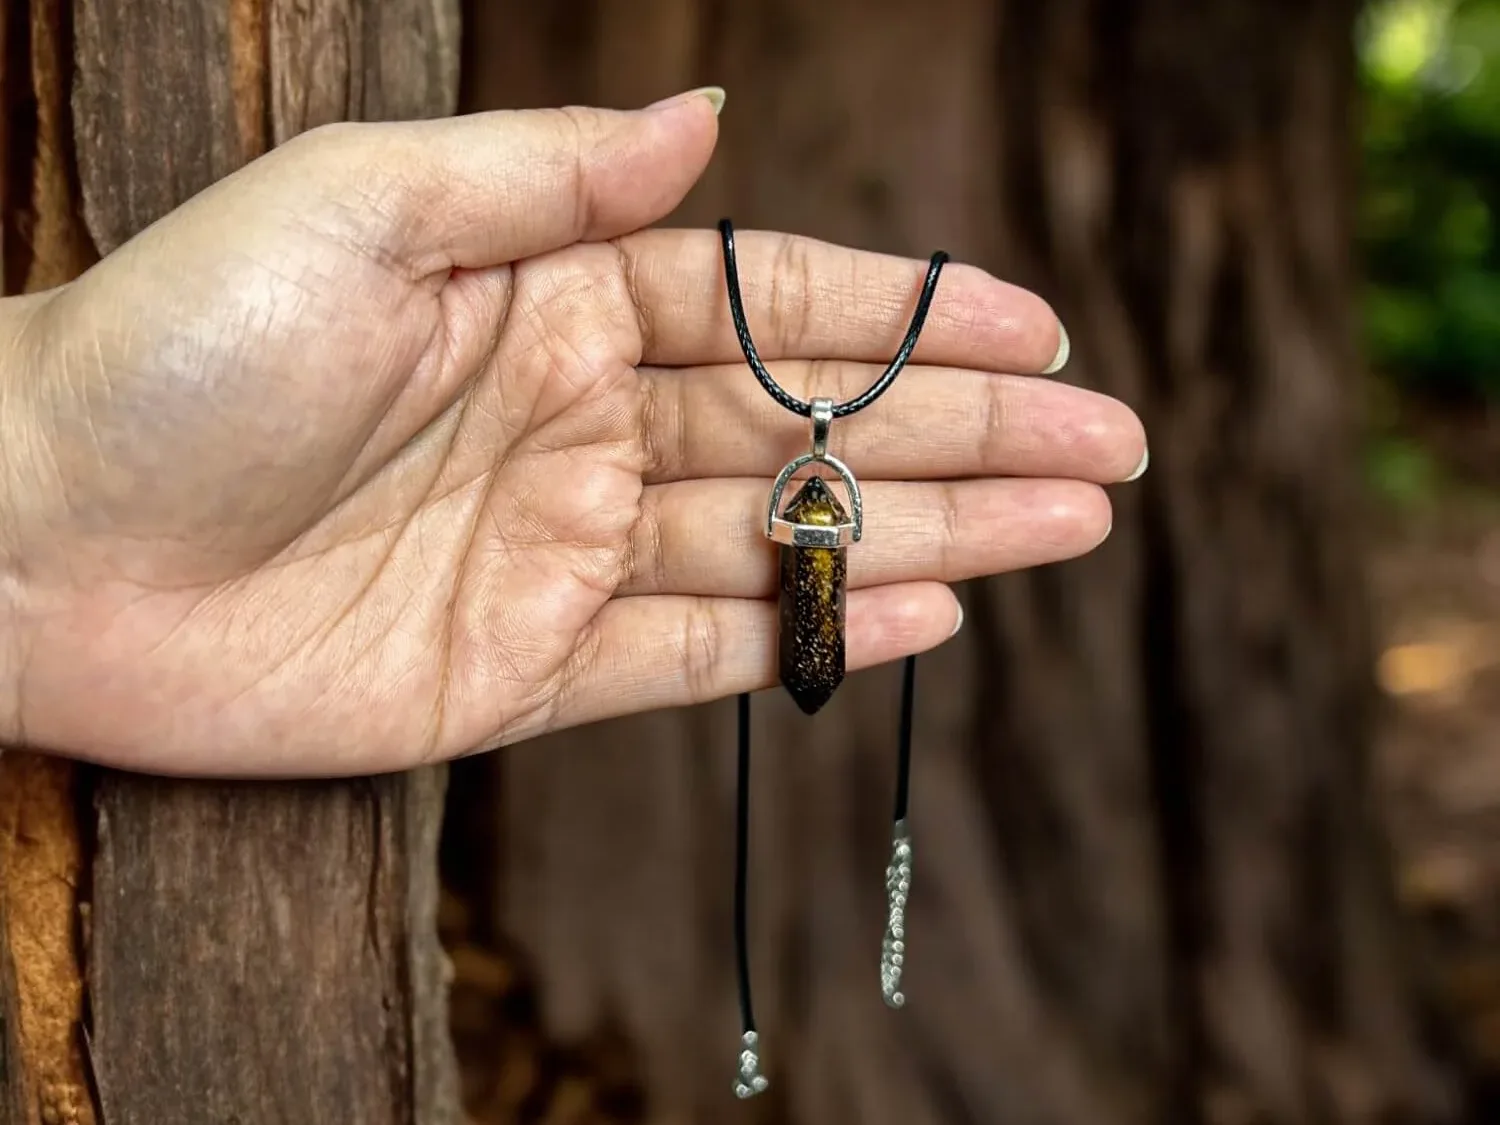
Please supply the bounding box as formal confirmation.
[732,692,766,1099]
[718,219,948,418]
[895,653,916,822]
[722,218,948,1096]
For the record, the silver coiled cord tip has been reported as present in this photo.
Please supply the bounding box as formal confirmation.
[733,1030,769,1099]
[880,819,912,1009]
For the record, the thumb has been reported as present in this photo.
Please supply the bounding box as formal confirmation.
[278,88,725,275]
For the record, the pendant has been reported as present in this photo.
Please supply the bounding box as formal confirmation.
[764,398,862,715]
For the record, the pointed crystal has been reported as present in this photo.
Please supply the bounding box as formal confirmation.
[777,476,847,714]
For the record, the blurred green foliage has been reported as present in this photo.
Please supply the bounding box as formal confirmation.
[1360,0,1500,401]
[1365,433,1444,508]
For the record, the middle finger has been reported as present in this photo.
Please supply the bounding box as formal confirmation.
[642,361,1146,485]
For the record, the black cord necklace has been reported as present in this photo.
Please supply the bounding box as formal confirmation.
[718,219,949,1098]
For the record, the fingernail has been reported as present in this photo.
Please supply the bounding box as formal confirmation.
[1042,321,1070,375]
[1124,446,1149,482]
[646,86,726,115]
[949,604,965,638]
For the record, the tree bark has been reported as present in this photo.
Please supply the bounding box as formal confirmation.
[89,772,457,1125]
[0,756,89,1125]
[3,3,106,1121]
[2,1,461,1122]
[455,1,1466,1122]
[0,898,23,1125]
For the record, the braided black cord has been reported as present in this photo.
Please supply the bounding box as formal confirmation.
[894,655,916,823]
[717,218,948,419]
[734,691,756,1034]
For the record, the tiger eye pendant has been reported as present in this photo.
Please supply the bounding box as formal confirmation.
[776,477,846,713]
[765,397,861,715]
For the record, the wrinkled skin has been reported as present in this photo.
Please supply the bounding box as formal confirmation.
[0,92,1145,777]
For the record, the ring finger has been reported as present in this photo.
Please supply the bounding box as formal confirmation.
[620,476,1113,598]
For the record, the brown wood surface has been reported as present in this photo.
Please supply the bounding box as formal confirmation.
[454,1,1466,1122]
[269,0,460,143]
[90,771,458,1125]
[4,1,461,1122]
[2,0,97,292]
[0,893,23,1125]
[72,0,253,256]
[2,0,102,1118]
[0,756,92,1125]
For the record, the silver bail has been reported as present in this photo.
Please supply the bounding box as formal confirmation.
[809,396,833,459]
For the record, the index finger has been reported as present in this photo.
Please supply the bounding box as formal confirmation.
[615,228,1068,374]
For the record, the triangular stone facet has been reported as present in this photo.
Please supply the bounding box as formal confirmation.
[781,474,847,527]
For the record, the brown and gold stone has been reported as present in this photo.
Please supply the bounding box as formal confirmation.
[777,475,848,714]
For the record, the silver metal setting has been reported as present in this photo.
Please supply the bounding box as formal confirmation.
[764,454,862,545]
[880,819,912,1009]
[764,395,863,546]
[733,1030,769,1099]
[764,400,863,546]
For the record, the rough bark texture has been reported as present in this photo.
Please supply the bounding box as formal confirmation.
[0,756,91,1125]
[0,897,23,1125]
[73,0,461,253]
[2,0,98,293]
[454,1,1467,1123]
[90,771,457,1125]
[3,1,461,1122]
[1,3,98,1119]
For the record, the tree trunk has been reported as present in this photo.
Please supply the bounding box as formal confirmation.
[1,2,461,1122]
[454,1,1467,1122]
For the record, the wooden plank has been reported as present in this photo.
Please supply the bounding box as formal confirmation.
[268,0,459,142]
[0,755,93,1125]
[2,0,99,291]
[72,0,248,255]
[2,0,97,1119]
[20,0,97,290]
[89,770,457,1124]
[403,766,462,1122]
[357,0,460,124]
[0,891,25,1125]
[1,0,100,1112]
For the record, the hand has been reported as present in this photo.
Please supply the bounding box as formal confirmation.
[0,89,1146,778]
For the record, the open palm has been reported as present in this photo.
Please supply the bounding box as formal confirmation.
[0,94,1144,777]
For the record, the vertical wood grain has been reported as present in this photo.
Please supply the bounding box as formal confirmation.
[0,894,24,1125]
[89,771,458,1125]
[0,756,93,1125]
[72,0,246,255]
[1,1,98,1120]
